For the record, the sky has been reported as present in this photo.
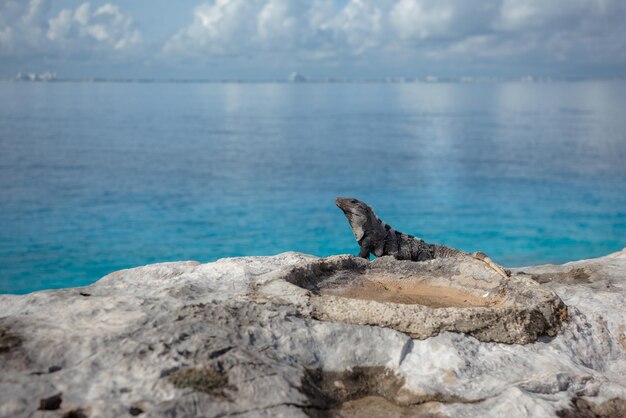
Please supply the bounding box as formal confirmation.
[1,0,626,80]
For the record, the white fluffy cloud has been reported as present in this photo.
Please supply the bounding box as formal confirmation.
[47,3,141,51]
[162,0,393,59]
[0,0,141,57]
[1,0,625,76]
[0,0,49,54]
[162,0,626,70]
[389,0,499,41]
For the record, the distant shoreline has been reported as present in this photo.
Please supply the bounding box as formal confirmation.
[2,77,625,84]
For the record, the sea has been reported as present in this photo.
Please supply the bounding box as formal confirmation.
[1,81,625,294]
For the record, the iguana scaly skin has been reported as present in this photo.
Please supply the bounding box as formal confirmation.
[336,197,510,279]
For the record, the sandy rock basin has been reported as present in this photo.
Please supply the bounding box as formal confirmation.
[255,255,567,344]
[311,269,503,309]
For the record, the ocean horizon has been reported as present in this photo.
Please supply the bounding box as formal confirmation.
[1,81,626,294]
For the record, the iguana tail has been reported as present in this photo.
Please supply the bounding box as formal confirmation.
[434,245,509,280]
[471,251,510,279]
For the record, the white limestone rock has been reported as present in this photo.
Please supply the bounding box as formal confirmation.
[1,250,625,418]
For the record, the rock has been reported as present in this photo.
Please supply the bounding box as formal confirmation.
[556,397,626,417]
[0,250,625,417]
[255,255,566,344]
[38,393,62,410]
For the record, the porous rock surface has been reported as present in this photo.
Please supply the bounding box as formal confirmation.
[255,255,566,344]
[1,250,625,417]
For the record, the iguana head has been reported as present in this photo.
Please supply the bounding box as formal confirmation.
[335,197,386,243]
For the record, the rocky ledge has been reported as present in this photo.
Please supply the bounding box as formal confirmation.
[1,250,626,417]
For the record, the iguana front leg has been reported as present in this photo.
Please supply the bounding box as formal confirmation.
[357,245,370,259]
[356,235,374,259]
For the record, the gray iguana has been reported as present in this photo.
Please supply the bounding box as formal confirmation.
[336,197,510,279]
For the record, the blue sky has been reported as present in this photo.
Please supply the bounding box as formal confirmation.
[1,0,626,79]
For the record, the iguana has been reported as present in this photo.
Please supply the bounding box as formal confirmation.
[336,197,510,279]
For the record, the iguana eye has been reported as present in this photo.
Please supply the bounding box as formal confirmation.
[350,199,357,203]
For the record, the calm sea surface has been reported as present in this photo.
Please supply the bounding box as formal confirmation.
[1,81,625,293]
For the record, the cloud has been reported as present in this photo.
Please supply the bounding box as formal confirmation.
[0,0,141,57]
[1,0,625,77]
[0,0,50,54]
[47,3,141,51]
[437,0,626,65]
[162,0,393,59]
[389,0,499,41]
[162,0,626,73]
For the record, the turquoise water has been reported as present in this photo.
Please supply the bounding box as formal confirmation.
[1,81,625,294]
